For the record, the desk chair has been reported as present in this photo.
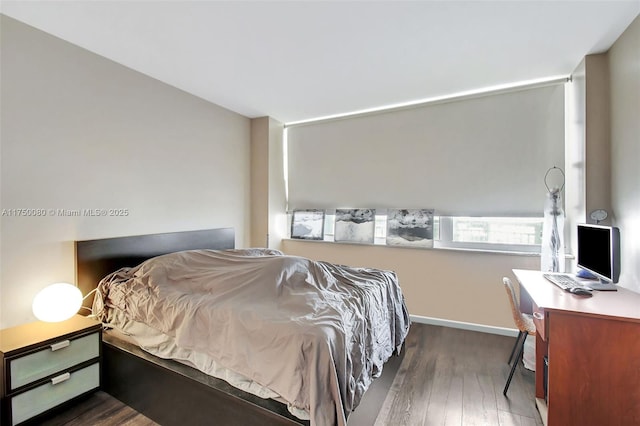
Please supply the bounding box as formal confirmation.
[503,277,536,396]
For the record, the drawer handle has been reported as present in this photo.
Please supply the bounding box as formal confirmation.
[533,312,545,320]
[51,372,71,385]
[50,340,70,351]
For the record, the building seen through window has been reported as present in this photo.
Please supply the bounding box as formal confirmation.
[307,214,544,252]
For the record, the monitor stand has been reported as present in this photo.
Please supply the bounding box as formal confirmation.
[586,279,618,291]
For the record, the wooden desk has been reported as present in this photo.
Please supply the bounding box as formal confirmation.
[513,269,640,426]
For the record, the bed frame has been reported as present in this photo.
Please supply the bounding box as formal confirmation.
[75,228,402,426]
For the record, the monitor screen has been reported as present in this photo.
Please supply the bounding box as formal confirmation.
[577,224,620,283]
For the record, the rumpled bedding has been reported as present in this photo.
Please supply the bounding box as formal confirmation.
[93,248,410,426]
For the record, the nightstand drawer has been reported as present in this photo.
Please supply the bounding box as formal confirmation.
[10,362,100,426]
[9,332,99,390]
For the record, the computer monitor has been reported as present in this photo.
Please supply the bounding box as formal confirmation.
[577,223,621,284]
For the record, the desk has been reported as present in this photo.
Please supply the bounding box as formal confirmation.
[513,269,640,426]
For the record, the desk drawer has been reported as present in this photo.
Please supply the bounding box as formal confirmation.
[532,303,547,341]
[10,362,100,426]
[9,332,99,390]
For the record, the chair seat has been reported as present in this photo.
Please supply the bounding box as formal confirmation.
[503,276,537,396]
[520,313,536,335]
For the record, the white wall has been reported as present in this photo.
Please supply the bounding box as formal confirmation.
[0,16,251,328]
[609,16,640,292]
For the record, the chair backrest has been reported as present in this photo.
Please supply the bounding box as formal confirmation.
[503,277,527,332]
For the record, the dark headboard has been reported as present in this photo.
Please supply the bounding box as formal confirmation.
[75,228,235,307]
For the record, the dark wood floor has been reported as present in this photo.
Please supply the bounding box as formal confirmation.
[41,323,541,426]
[374,323,541,426]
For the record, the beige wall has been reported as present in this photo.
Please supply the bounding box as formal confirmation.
[609,16,640,292]
[584,54,612,217]
[567,17,640,291]
[0,16,251,328]
[250,118,270,247]
[283,240,539,329]
[249,117,286,249]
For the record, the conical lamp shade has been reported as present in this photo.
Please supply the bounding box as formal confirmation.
[32,283,83,322]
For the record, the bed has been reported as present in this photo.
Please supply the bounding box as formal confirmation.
[76,228,409,426]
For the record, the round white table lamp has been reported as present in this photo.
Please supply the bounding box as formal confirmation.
[32,283,83,322]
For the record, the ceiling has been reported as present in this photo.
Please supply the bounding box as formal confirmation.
[1,1,638,124]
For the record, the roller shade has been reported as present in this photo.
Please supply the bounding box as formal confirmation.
[287,84,565,216]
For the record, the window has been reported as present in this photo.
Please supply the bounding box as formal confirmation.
[285,81,564,255]
[290,212,543,253]
[438,216,543,252]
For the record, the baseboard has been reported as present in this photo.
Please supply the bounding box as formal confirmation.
[410,314,518,337]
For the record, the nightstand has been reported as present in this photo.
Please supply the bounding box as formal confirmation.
[0,315,102,426]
